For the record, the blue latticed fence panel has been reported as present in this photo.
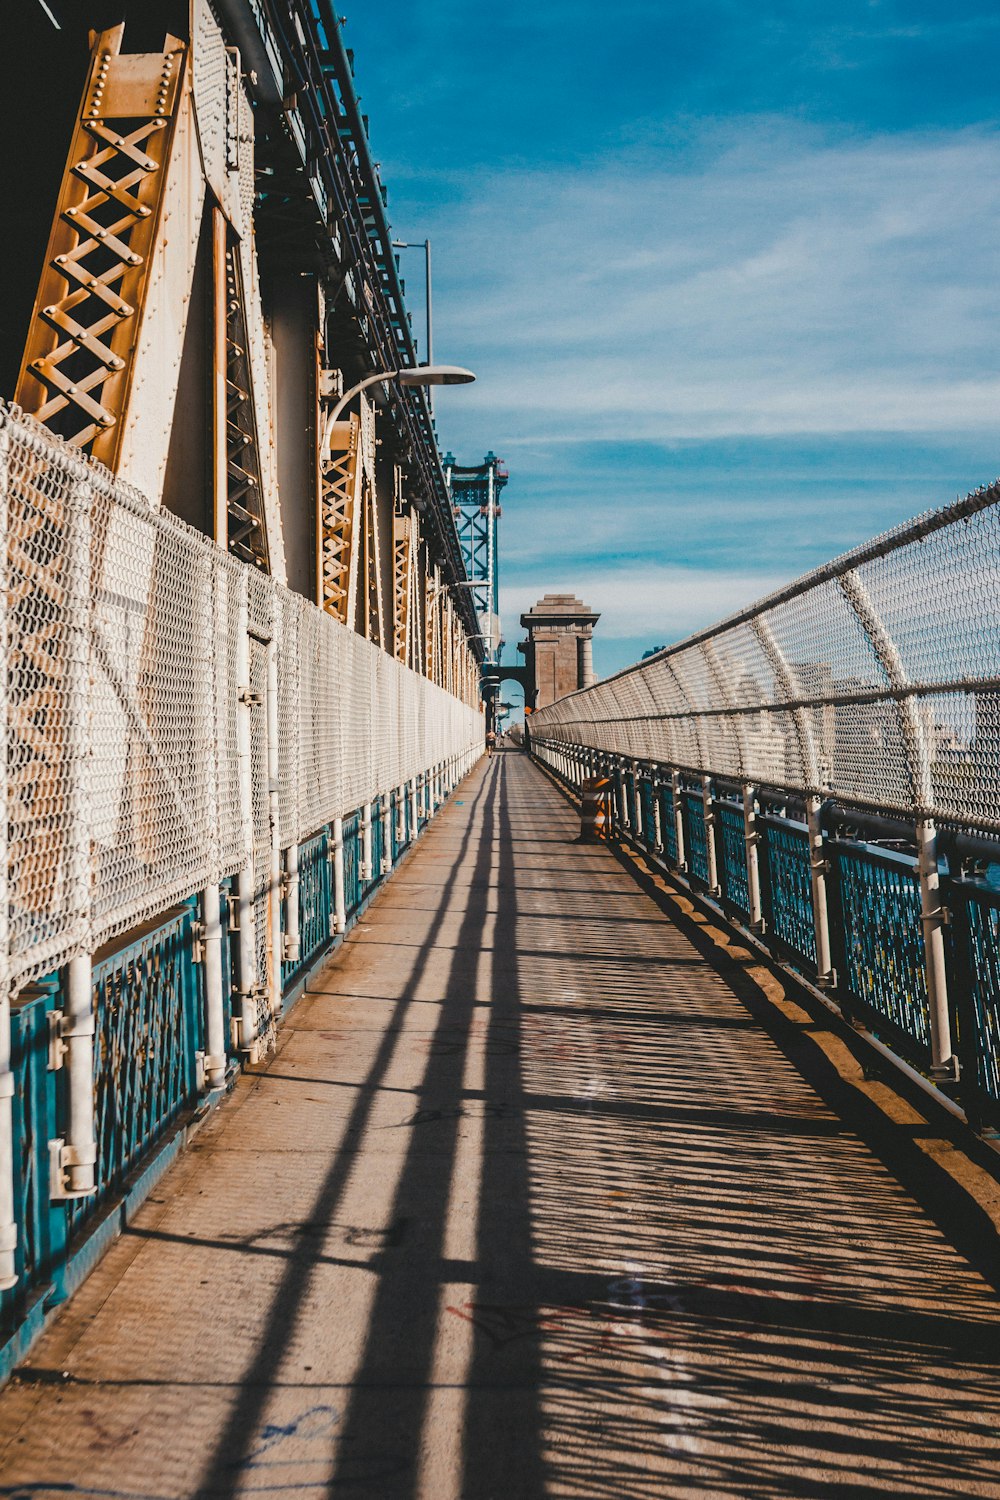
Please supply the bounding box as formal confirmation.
[954,885,1000,1119]
[640,779,656,852]
[371,796,385,888]
[68,902,203,1239]
[660,784,677,864]
[343,810,363,914]
[684,792,709,886]
[391,788,408,860]
[282,830,331,987]
[623,769,637,836]
[762,818,816,965]
[833,845,929,1055]
[219,879,235,1062]
[0,981,63,1329]
[717,800,750,920]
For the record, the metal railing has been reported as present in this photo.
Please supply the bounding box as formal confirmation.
[533,741,1000,1134]
[0,403,483,1345]
[530,475,1000,1134]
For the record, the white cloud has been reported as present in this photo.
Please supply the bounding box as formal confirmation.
[426,124,1000,446]
[501,561,788,649]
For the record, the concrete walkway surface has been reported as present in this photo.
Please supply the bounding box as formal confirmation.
[0,750,999,1498]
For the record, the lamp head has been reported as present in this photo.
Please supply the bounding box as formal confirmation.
[398,364,476,388]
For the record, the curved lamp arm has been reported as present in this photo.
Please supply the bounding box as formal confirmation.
[321,364,475,461]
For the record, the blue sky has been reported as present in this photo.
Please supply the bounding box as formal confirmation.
[343,1,1000,678]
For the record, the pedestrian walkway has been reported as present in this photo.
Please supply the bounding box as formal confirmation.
[1,751,999,1499]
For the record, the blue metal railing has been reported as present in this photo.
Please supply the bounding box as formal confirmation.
[282,830,332,987]
[683,791,710,888]
[1,764,461,1361]
[371,796,386,888]
[717,797,751,922]
[1,982,62,1333]
[532,737,1000,1135]
[343,810,363,914]
[761,817,816,968]
[832,843,929,1059]
[68,902,203,1239]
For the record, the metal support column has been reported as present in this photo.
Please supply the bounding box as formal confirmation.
[742,784,764,932]
[284,844,301,966]
[671,770,686,870]
[202,884,227,1089]
[61,954,97,1196]
[917,818,957,1077]
[381,798,392,874]
[806,795,834,985]
[266,640,281,1018]
[332,817,346,934]
[361,802,372,882]
[702,775,721,895]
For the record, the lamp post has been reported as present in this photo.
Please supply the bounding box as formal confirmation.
[391,239,433,366]
[321,363,474,460]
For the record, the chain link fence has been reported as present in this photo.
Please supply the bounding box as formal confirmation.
[0,403,482,998]
[532,481,1000,832]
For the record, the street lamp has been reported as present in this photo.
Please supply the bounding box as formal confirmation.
[321,364,475,460]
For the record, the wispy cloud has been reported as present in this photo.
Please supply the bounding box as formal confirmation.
[429,125,1000,446]
[501,562,789,650]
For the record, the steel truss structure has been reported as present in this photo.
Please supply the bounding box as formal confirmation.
[446,452,508,660]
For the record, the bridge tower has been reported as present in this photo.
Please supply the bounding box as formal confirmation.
[519,594,600,710]
[445,451,507,663]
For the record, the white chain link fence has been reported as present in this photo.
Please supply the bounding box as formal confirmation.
[0,404,482,996]
[531,481,1000,832]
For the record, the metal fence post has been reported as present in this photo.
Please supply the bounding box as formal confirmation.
[381,797,392,874]
[806,795,834,985]
[61,954,97,1196]
[234,576,257,1054]
[266,638,281,1018]
[361,801,372,882]
[633,763,644,839]
[283,844,301,966]
[702,775,721,895]
[58,474,97,1198]
[742,784,764,931]
[332,816,346,933]
[410,776,418,837]
[202,883,227,1089]
[651,776,663,852]
[671,770,686,871]
[616,759,629,832]
[917,818,957,1078]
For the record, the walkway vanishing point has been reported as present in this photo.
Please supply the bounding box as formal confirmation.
[1,751,999,1500]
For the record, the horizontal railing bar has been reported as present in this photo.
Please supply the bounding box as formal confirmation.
[546,672,1000,725]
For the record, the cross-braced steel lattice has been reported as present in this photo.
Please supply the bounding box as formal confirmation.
[320,414,362,624]
[15,27,185,467]
[223,241,270,571]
